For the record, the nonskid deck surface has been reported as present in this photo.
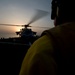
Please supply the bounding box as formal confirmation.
[0,40,30,75]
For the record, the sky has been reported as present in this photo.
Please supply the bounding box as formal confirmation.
[0,0,54,38]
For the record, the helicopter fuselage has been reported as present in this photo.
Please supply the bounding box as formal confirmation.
[16,28,37,38]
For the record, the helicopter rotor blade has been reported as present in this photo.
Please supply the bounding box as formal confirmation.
[0,23,50,29]
[0,24,23,27]
[30,26,50,29]
[0,9,50,28]
[27,9,50,25]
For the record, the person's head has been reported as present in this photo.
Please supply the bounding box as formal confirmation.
[51,0,75,26]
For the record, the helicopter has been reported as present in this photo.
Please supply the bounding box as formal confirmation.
[15,24,37,38]
[0,9,50,44]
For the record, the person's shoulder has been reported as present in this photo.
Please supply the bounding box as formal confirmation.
[41,22,72,39]
[33,35,53,50]
[42,22,75,40]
